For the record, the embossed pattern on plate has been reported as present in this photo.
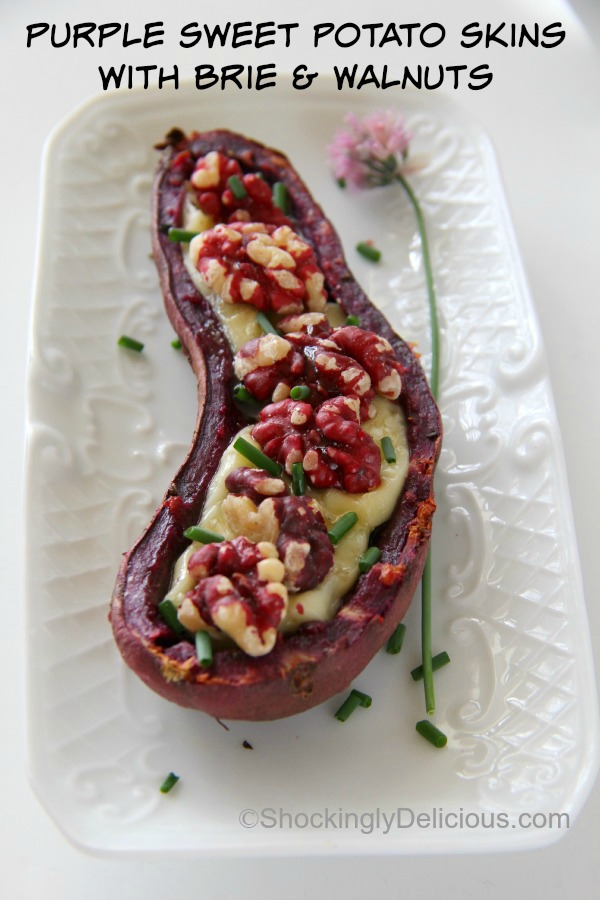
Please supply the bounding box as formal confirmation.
[25,83,599,855]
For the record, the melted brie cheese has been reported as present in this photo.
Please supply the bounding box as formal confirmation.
[167,395,408,629]
[167,199,409,638]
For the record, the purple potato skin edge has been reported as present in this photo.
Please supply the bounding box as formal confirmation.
[109,130,442,721]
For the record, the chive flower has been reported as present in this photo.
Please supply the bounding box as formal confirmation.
[329,110,441,716]
[328,111,411,189]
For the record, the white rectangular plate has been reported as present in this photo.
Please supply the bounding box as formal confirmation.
[26,81,599,855]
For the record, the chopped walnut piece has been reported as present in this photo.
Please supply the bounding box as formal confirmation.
[182,536,289,657]
[272,382,291,402]
[220,478,333,595]
[234,320,405,414]
[278,312,332,337]
[256,556,286,583]
[315,397,381,492]
[225,466,287,505]
[234,334,304,401]
[188,150,290,226]
[270,496,334,592]
[252,396,382,493]
[251,400,313,475]
[222,495,280,545]
[190,150,222,189]
[235,329,381,417]
[190,221,327,315]
[234,333,295,380]
[178,498,333,656]
[331,326,404,399]
[177,596,206,632]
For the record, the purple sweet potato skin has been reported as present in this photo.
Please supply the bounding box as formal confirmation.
[109,130,441,720]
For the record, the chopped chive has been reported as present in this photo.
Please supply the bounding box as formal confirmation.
[410,651,451,682]
[350,689,372,708]
[168,227,200,243]
[159,772,180,793]
[233,384,254,404]
[231,387,262,416]
[337,177,347,189]
[256,311,280,336]
[345,315,360,326]
[290,384,310,401]
[358,546,381,573]
[386,623,407,655]
[327,511,358,545]
[335,688,372,721]
[272,182,289,213]
[117,335,144,352]
[233,436,282,477]
[171,338,182,350]
[356,242,381,263]
[292,461,305,496]
[416,720,447,749]
[195,630,213,668]
[158,598,186,635]
[335,693,360,722]
[184,526,225,544]
[381,436,396,464]
[227,174,247,199]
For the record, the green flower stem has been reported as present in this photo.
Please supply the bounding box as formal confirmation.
[395,171,440,398]
[396,170,440,716]
[420,552,435,714]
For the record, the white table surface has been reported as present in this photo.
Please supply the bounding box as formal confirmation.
[2,0,599,896]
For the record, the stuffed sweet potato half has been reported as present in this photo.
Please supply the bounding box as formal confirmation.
[109,129,441,720]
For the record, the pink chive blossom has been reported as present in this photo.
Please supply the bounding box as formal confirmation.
[328,110,412,189]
